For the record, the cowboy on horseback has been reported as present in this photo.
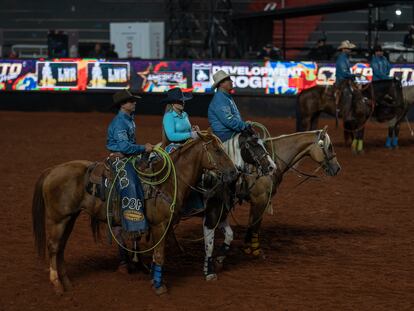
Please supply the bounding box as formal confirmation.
[335,40,361,120]
[161,87,205,215]
[371,45,392,82]
[208,70,252,142]
[162,88,199,152]
[370,45,403,148]
[106,89,154,272]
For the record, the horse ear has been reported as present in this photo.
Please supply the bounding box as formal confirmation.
[322,125,328,133]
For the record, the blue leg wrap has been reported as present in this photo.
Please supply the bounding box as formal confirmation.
[152,263,163,289]
[385,136,392,149]
[392,137,398,148]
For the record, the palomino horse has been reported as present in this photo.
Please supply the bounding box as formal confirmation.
[32,131,237,295]
[297,81,412,152]
[202,127,340,280]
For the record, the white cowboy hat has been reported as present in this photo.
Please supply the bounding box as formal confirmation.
[212,70,231,89]
[337,40,356,50]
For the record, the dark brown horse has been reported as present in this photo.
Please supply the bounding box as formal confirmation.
[297,80,411,152]
[203,128,341,279]
[32,131,237,295]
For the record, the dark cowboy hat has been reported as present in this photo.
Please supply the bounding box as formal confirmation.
[373,44,383,52]
[161,88,193,104]
[112,89,141,107]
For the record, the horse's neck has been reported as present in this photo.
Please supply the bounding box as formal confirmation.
[271,132,316,174]
[159,142,203,208]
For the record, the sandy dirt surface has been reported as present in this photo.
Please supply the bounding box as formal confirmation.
[0,111,413,311]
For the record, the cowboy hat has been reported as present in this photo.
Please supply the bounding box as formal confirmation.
[373,44,383,52]
[337,40,356,50]
[161,88,193,104]
[112,89,141,107]
[212,70,231,89]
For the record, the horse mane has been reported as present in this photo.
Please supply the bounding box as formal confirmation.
[265,130,322,142]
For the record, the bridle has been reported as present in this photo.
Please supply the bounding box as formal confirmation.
[316,131,337,173]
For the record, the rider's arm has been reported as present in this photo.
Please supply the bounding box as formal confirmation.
[163,112,192,142]
[213,100,247,132]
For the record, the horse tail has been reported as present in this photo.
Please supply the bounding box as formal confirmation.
[296,92,303,132]
[32,168,51,258]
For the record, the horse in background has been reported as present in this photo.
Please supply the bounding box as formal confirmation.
[296,80,411,152]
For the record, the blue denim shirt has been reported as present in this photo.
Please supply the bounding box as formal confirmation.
[163,110,192,142]
[335,52,356,84]
[208,90,247,142]
[371,55,392,81]
[106,111,145,155]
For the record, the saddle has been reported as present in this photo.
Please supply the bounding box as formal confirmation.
[85,160,112,201]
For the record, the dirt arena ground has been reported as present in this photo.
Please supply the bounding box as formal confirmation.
[0,111,413,311]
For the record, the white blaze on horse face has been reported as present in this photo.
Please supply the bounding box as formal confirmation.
[258,139,277,172]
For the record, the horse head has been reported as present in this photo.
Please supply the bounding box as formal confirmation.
[197,129,238,183]
[239,127,276,175]
[309,126,341,176]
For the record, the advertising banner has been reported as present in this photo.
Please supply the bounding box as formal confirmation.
[1,58,413,95]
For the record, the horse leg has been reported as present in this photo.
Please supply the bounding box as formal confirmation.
[151,222,168,295]
[310,112,320,130]
[392,123,400,148]
[385,126,393,149]
[243,203,265,257]
[57,212,80,291]
[301,116,312,132]
[203,216,217,281]
[356,128,365,154]
[47,217,72,294]
[215,218,233,271]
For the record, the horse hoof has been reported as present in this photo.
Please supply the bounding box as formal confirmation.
[117,263,129,275]
[205,273,217,281]
[215,260,224,272]
[61,277,73,291]
[242,246,252,255]
[153,284,168,296]
[53,283,65,295]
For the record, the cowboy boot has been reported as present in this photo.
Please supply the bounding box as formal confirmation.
[385,136,392,149]
[204,257,217,281]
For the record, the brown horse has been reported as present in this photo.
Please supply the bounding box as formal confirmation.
[297,81,411,152]
[32,131,237,295]
[203,128,341,279]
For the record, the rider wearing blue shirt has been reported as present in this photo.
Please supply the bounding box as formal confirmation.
[370,45,392,81]
[106,89,154,274]
[335,41,358,85]
[208,70,249,142]
[161,88,198,151]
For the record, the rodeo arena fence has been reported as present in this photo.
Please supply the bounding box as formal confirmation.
[1,58,414,95]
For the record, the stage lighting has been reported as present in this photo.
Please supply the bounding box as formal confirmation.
[395,9,402,16]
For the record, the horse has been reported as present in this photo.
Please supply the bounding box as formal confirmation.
[202,127,341,280]
[32,131,237,295]
[297,80,412,152]
[197,130,276,280]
